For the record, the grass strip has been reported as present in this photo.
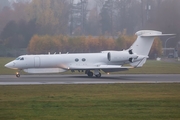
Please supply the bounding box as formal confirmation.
[0,84,180,120]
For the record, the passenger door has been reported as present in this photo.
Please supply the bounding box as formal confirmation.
[34,57,40,67]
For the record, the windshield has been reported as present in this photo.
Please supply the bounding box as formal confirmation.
[15,57,24,60]
[15,57,21,60]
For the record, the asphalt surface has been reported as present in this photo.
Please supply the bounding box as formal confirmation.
[0,74,180,85]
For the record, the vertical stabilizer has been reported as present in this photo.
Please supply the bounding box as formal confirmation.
[130,30,162,56]
[129,30,174,67]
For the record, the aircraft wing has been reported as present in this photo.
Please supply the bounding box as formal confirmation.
[69,65,133,70]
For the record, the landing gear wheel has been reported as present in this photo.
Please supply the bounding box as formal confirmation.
[95,73,101,78]
[16,73,20,78]
[87,71,93,77]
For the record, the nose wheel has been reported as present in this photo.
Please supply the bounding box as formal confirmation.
[16,72,20,78]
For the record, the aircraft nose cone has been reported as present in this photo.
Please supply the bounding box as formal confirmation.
[5,62,15,69]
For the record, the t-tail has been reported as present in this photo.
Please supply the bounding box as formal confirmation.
[129,30,175,67]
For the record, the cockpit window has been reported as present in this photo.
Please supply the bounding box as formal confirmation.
[15,57,24,60]
[15,57,21,60]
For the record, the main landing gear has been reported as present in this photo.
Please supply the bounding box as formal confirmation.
[95,73,101,78]
[87,71,93,77]
[86,70,101,78]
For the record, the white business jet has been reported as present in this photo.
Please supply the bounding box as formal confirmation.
[5,30,174,78]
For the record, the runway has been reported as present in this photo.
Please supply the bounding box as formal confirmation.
[0,74,180,85]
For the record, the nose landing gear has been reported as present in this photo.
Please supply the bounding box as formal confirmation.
[16,72,20,78]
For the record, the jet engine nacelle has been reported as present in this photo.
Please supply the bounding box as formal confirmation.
[107,51,138,62]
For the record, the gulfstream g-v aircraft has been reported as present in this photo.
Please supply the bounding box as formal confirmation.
[5,30,174,78]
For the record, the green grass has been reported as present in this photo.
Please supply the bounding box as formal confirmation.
[0,57,15,75]
[1,57,180,74]
[120,60,180,74]
[0,84,180,120]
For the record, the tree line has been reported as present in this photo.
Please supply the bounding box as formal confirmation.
[28,33,162,58]
[0,0,178,56]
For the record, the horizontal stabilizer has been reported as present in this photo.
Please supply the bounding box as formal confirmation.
[136,30,175,37]
[141,34,175,37]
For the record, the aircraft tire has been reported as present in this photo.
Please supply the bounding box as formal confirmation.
[95,73,101,78]
[16,73,20,78]
[87,71,93,77]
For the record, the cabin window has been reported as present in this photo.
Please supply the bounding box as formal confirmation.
[82,58,86,62]
[75,58,79,62]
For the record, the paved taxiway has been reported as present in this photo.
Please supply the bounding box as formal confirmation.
[0,74,180,85]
